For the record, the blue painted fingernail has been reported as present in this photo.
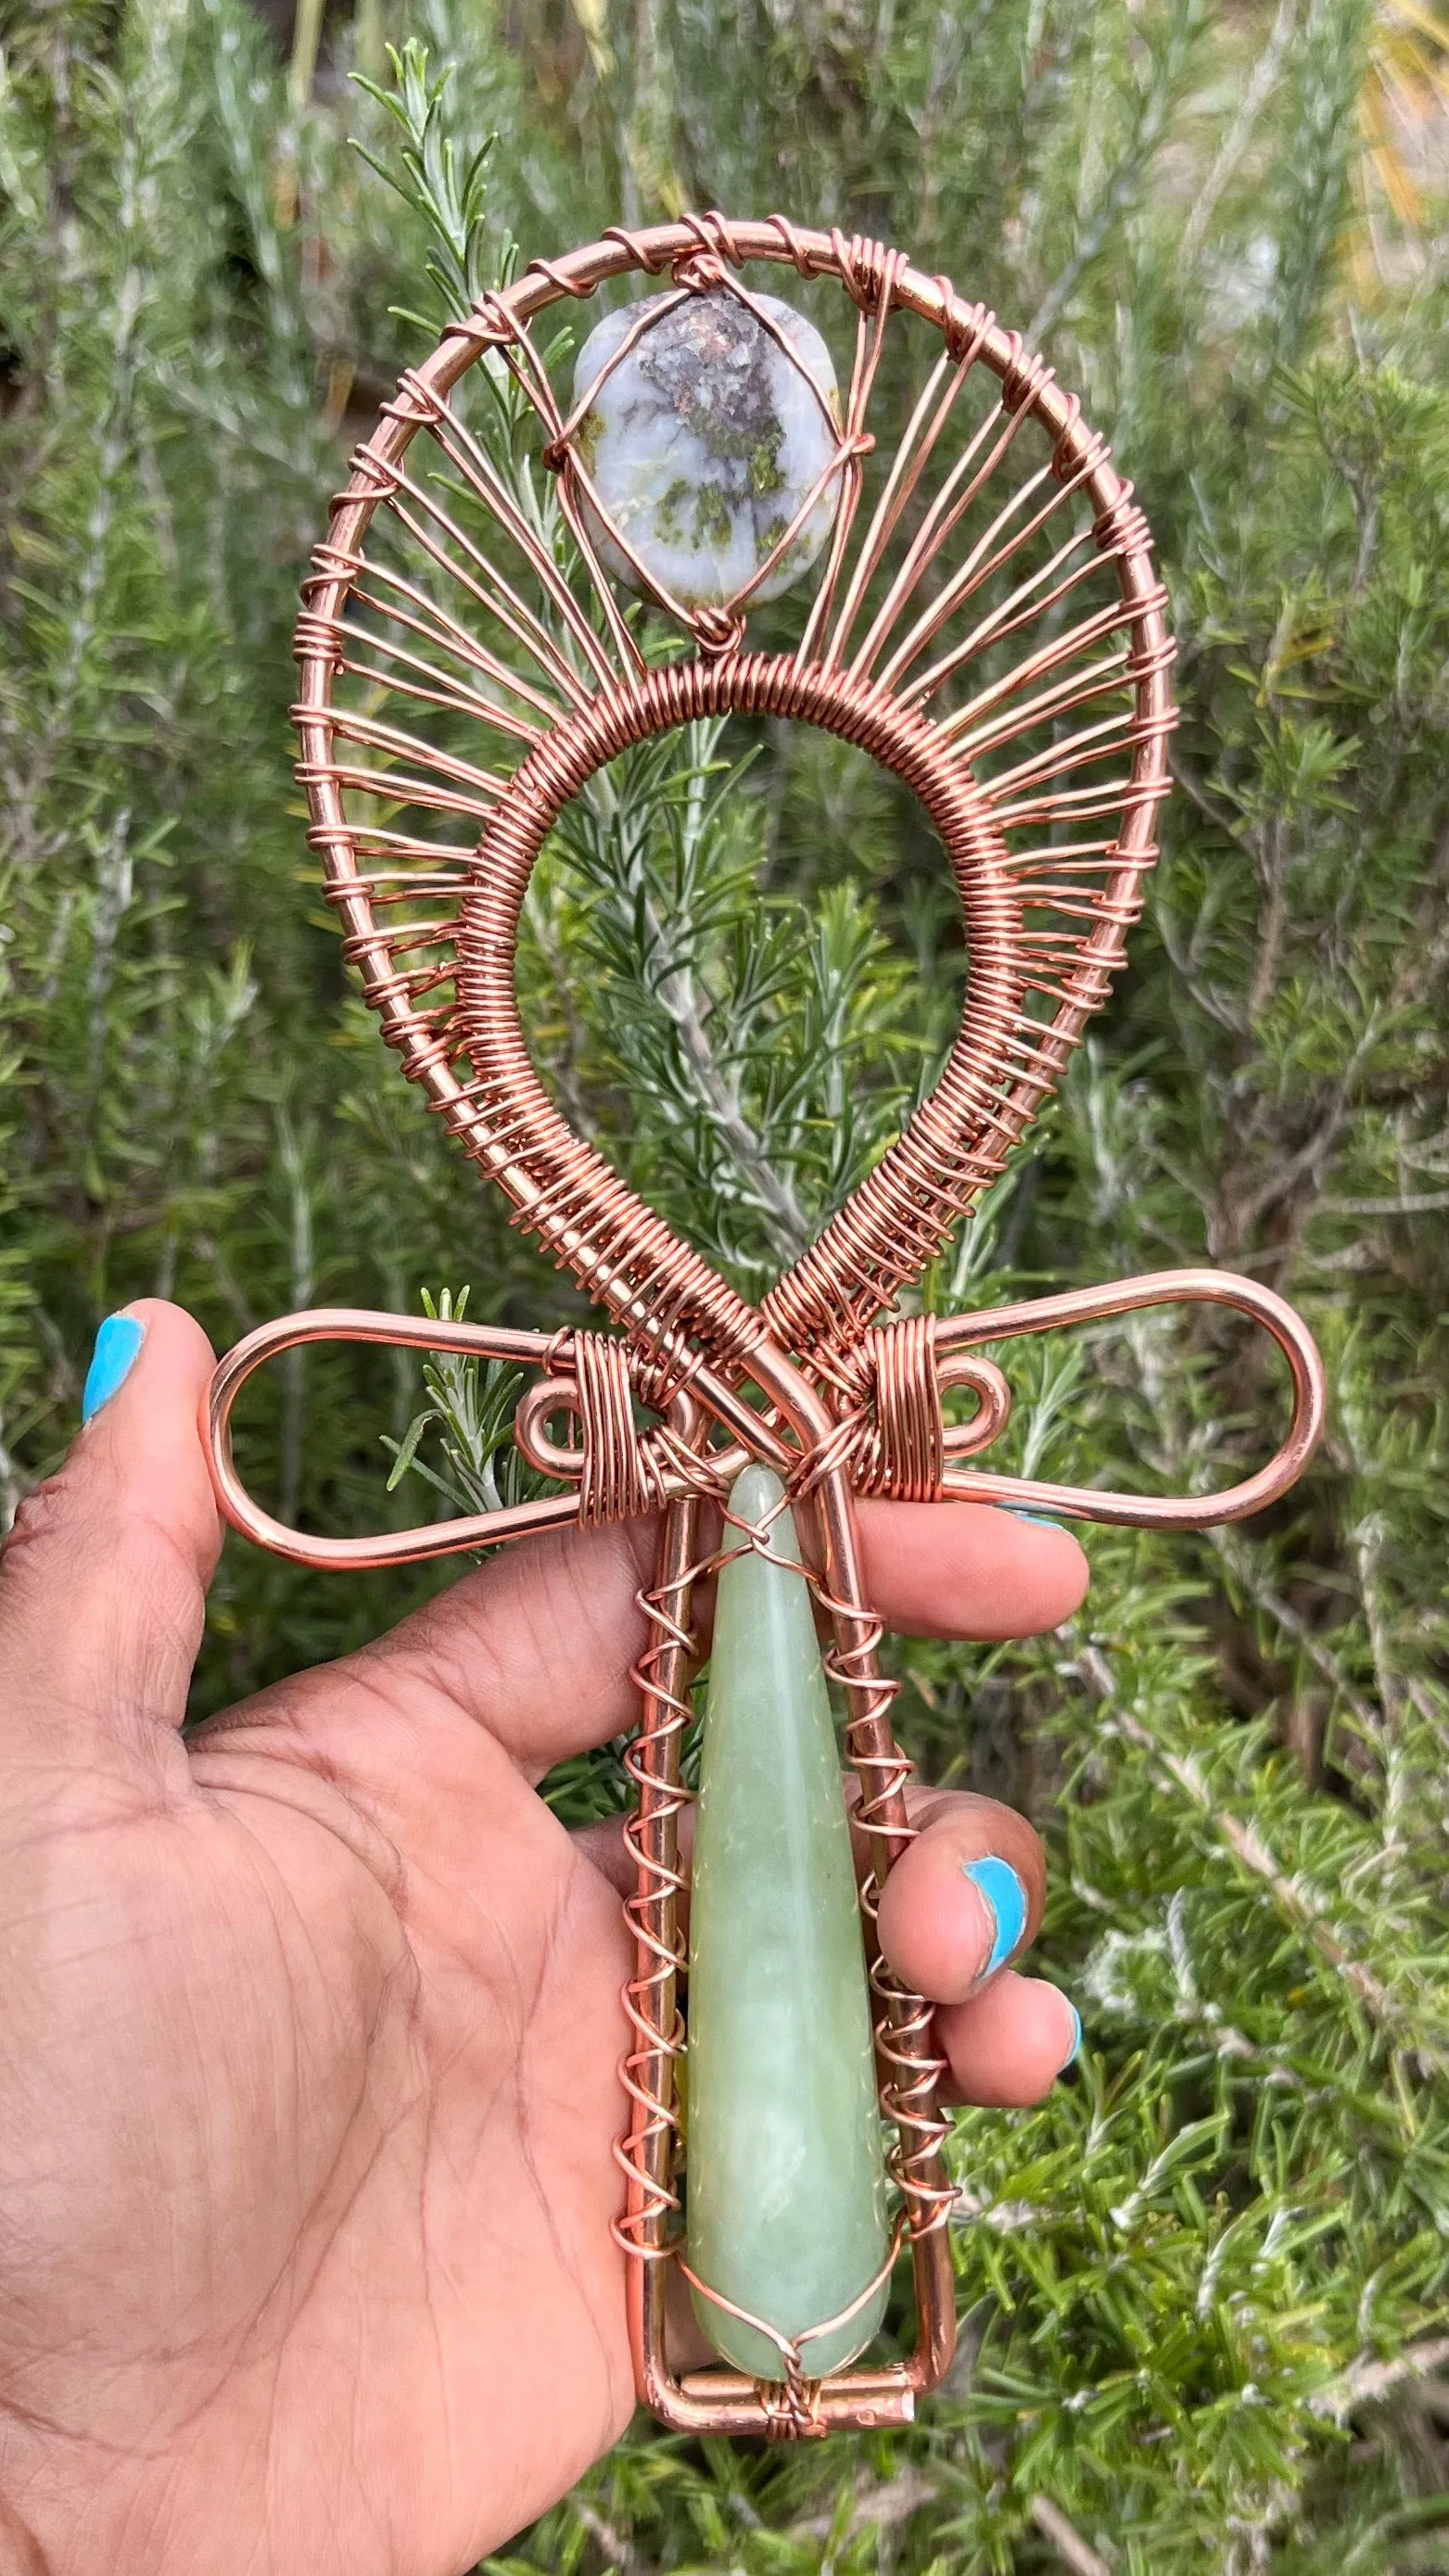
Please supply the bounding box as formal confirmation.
[1007,1509,1063,1529]
[1061,2001,1082,2068]
[963,1854,1028,1979]
[82,1313,145,1422]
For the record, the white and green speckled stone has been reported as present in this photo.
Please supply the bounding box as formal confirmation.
[684,1464,890,2381]
[571,290,842,611]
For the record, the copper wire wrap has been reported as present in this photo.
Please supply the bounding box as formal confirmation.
[290,217,1176,1388]
[856,1315,944,1500]
[199,216,1329,2442]
[573,1331,661,1523]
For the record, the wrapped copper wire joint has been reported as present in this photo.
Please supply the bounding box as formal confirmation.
[202,217,1327,2437]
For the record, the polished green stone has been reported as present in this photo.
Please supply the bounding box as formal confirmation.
[684,1465,890,2380]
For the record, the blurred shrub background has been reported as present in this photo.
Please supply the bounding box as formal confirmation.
[4,0,1449,2564]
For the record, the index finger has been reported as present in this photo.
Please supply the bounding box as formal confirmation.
[326,1497,1087,1781]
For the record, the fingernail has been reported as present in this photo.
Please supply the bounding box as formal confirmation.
[962,1855,1027,1980]
[82,1313,145,1422]
[1007,1509,1063,1529]
[1061,2000,1082,2069]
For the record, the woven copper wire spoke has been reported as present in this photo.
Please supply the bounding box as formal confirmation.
[849,394,1059,687]
[819,315,994,673]
[342,489,589,722]
[296,579,557,738]
[384,373,631,694]
[794,246,903,667]
[416,353,649,683]
[364,481,599,714]
[311,545,568,727]
[316,566,564,723]
[305,707,510,799]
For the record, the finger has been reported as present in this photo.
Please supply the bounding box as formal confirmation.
[352,1515,661,1782]
[348,1500,1085,1780]
[936,1972,1081,2107]
[577,1798,1079,2108]
[0,1301,221,1767]
[856,1500,1087,1641]
[572,1813,640,1902]
[873,1790,1046,2005]
[579,1782,1043,1986]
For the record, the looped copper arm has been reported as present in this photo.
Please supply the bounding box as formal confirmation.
[203,1268,1323,1570]
[203,1306,794,1571]
[205,1308,595,1568]
[932,1267,1325,1526]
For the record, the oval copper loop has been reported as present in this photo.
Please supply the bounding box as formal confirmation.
[451,653,1023,1381]
[933,1268,1325,1526]
[204,1307,797,1569]
[205,1309,584,1568]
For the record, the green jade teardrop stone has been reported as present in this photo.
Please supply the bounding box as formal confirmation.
[685,1464,890,2380]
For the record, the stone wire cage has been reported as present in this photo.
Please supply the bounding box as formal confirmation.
[206,213,1325,2441]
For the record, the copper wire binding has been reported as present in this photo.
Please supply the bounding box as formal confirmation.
[203,217,1328,2439]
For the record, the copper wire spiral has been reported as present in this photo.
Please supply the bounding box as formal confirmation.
[198,214,1328,2440]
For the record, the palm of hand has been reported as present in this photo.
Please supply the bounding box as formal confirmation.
[4,1611,637,2575]
[0,1304,1084,2576]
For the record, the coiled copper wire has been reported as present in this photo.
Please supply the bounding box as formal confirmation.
[453,652,1023,1375]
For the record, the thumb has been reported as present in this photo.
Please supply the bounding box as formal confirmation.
[0,1301,222,1770]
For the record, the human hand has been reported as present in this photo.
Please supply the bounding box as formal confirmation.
[0,1301,1087,2576]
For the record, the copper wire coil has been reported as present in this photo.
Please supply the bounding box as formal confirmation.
[452,651,1024,1373]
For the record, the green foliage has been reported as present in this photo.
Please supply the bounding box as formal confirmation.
[4,0,1449,2566]
[352,37,507,328]
[526,717,934,1292]
[382,1287,549,1513]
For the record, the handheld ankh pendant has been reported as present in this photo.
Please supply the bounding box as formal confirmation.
[204,215,1327,2438]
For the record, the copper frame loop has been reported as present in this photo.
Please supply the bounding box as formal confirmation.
[199,213,1330,2440]
[933,1267,1326,1522]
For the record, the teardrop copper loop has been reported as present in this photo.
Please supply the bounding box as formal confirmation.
[451,650,1022,1374]
[201,215,1328,2441]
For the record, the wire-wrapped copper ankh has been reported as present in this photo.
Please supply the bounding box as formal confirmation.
[200,213,1328,2439]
